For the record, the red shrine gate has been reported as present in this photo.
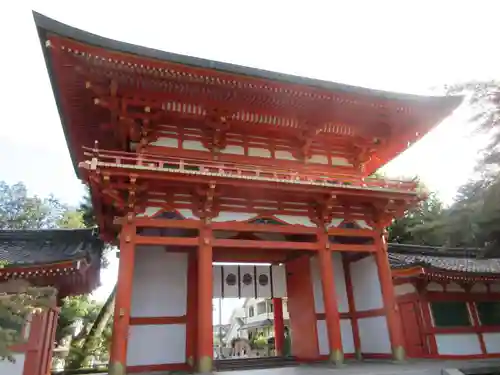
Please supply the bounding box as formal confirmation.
[33,12,461,374]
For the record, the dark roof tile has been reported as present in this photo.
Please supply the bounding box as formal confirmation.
[388,243,500,274]
[0,228,103,267]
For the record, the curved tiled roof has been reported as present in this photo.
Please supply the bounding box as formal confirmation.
[0,228,103,267]
[388,243,500,275]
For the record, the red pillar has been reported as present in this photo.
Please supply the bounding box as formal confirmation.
[273,298,285,356]
[197,219,213,373]
[317,229,343,365]
[109,215,136,375]
[374,230,405,361]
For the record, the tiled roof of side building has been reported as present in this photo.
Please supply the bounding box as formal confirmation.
[388,243,500,274]
[0,228,104,267]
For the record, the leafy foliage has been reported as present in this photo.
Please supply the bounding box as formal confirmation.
[387,79,500,251]
[447,81,500,170]
[61,292,114,369]
[0,182,68,230]
[388,192,445,246]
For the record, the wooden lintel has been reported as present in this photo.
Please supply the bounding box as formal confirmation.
[135,236,198,247]
[327,228,376,237]
[212,239,317,251]
[115,217,201,229]
[213,251,287,263]
[211,221,316,234]
[331,244,376,252]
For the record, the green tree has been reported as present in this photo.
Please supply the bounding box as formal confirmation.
[447,81,500,169]
[388,192,446,246]
[0,181,68,230]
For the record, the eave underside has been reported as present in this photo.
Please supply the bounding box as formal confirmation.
[33,12,462,177]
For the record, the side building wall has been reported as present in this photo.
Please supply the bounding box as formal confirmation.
[0,279,59,375]
[395,280,500,359]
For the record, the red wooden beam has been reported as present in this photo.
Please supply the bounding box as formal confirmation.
[212,239,317,251]
[327,228,376,237]
[211,221,316,234]
[135,236,198,246]
[116,217,201,229]
[213,251,287,263]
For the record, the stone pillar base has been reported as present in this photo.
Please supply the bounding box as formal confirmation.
[354,349,363,361]
[329,349,344,366]
[197,356,213,373]
[392,345,406,362]
[108,362,125,375]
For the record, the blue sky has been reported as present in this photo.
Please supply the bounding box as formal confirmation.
[1,1,499,322]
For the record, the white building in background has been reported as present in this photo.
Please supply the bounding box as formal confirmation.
[225,298,289,344]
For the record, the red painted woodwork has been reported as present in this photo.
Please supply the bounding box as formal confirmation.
[399,301,426,358]
[273,298,285,356]
[375,234,405,358]
[285,255,319,359]
[109,220,136,372]
[129,316,187,325]
[8,307,59,375]
[197,223,213,372]
[317,231,343,360]
[127,363,190,373]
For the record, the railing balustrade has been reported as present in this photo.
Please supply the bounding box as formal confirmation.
[81,146,419,193]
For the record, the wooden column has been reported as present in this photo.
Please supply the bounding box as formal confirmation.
[342,255,361,360]
[374,230,405,361]
[273,298,285,356]
[197,217,213,373]
[109,214,136,375]
[317,228,343,365]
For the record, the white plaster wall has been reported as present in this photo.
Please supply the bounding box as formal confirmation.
[220,145,245,155]
[183,140,208,151]
[471,283,488,293]
[436,334,482,355]
[128,248,188,365]
[307,155,328,164]
[150,137,178,148]
[275,150,296,160]
[275,215,315,227]
[427,282,444,292]
[0,279,31,293]
[446,282,465,292]
[394,283,416,296]
[131,247,188,317]
[350,256,383,311]
[358,316,391,353]
[316,319,355,355]
[490,284,500,293]
[127,324,186,365]
[0,354,25,375]
[483,333,500,353]
[212,212,258,223]
[310,253,349,314]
